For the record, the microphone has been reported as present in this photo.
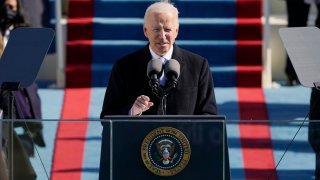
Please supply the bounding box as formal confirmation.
[164,59,180,88]
[147,59,163,89]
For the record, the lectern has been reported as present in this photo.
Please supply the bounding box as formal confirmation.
[99,115,231,180]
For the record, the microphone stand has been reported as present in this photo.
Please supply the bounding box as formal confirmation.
[149,78,166,115]
[149,72,177,115]
[157,80,177,115]
[158,92,167,115]
[149,78,161,98]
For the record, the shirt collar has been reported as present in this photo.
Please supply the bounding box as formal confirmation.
[149,45,173,61]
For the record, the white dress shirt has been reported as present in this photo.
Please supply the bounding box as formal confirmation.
[149,46,174,86]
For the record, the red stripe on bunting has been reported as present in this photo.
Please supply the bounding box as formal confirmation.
[66,0,94,88]
[236,0,277,178]
[51,88,91,180]
[237,87,277,179]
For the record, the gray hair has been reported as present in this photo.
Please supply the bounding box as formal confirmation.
[143,0,179,27]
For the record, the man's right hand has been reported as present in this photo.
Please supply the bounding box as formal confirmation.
[130,95,154,116]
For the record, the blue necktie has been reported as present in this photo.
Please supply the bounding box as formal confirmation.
[159,57,166,86]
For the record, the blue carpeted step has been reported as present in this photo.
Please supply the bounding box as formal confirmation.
[93,18,238,41]
[67,17,262,41]
[69,0,261,18]
[67,40,261,66]
[66,39,262,65]
[67,40,261,65]
[89,63,238,87]
[93,0,236,18]
[67,40,238,66]
[88,64,261,87]
[65,0,263,88]
[91,63,113,87]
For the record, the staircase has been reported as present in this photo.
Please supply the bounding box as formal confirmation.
[66,0,263,88]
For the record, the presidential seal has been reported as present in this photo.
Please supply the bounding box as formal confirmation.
[141,127,191,176]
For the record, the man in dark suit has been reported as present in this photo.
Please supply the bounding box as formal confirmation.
[309,88,320,180]
[100,0,217,117]
[99,2,228,179]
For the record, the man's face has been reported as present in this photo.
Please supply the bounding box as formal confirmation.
[144,12,179,56]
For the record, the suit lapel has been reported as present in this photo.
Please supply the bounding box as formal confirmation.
[141,44,152,64]
[171,44,185,83]
[139,45,153,84]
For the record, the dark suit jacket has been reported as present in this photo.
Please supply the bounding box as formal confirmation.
[308,88,320,178]
[309,88,320,152]
[100,44,217,117]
